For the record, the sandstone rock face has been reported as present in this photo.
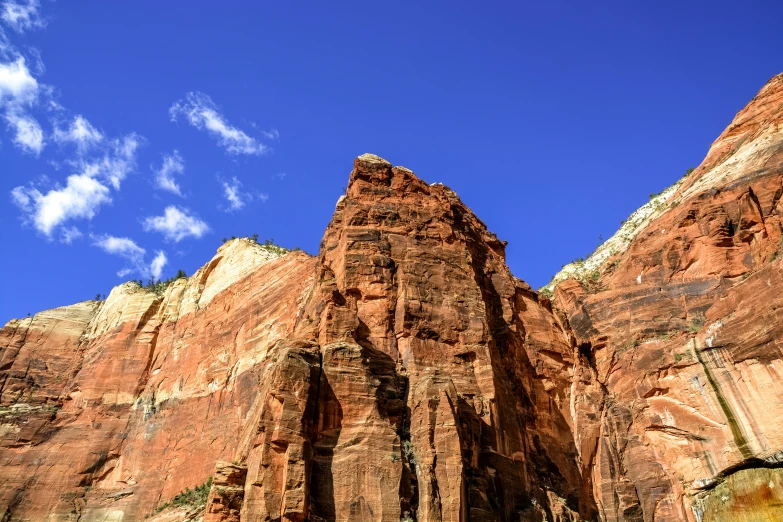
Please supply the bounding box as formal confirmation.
[278,153,590,521]
[1,74,782,522]
[205,462,247,522]
[551,72,783,522]
[1,239,315,521]
[224,153,591,522]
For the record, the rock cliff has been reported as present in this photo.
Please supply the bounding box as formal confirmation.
[2,73,782,521]
[548,72,783,521]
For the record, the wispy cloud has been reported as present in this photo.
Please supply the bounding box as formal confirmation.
[6,112,42,153]
[0,0,45,34]
[0,56,38,105]
[0,55,46,154]
[169,91,271,155]
[221,176,246,211]
[219,176,268,212]
[72,133,141,189]
[53,115,103,153]
[142,205,209,242]
[149,251,167,280]
[92,234,168,280]
[93,234,144,258]
[262,128,279,140]
[3,0,152,275]
[59,226,82,244]
[10,133,141,236]
[152,150,185,196]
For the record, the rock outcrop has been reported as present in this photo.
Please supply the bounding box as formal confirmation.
[1,73,782,521]
[205,462,247,522]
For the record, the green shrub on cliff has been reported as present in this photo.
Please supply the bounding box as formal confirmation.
[221,234,296,255]
[139,270,188,295]
[152,477,212,515]
[687,312,706,333]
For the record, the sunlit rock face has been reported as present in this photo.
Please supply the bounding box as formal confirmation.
[0,240,315,521]
[554,72,783,522]
[1,73,782,522]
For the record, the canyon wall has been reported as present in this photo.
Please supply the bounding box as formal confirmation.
[550,72,783,521]
[1,73,782,521]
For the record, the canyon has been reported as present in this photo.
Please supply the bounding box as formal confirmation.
[2,73,782,521]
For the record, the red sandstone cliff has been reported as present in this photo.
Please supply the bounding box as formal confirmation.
[1,73,782,522]
[550,72,783,521]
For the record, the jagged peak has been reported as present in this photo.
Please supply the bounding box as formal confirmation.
[356,152,391,167]
[348,152,459,199]
[327,154,508,271]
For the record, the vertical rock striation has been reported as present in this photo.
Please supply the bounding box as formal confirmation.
[289,154,590,521]
[551,72,783,522]
[1,240,316,521]
[1,73,782,521]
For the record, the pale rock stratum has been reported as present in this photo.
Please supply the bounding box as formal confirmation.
[2,73,783,521]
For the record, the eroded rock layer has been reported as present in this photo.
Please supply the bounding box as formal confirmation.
[1,73,782,521]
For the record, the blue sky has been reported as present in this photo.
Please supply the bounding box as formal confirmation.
[1,1,781,322]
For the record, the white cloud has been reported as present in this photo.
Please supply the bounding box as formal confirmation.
[219,176,267,212]
[142,205,209,242]
[101,134,140,189]
[3,1,150,264]
[169,91,270,155]
[93,234,144,259]
[0,56,38,106]
[6,112,43,154]
[11,174,112,236]
[53,115,103,152]
[1,56,47,154]
[26,46,43,74]
[1,0,45,33]
[59,226,82,244]
[152,150,184,196]
[149,251,167,280]
[222,176,246,211]
[92,234,168,280]
[75,133,140,189]
[10,131,141,236]
[10,184,30,208]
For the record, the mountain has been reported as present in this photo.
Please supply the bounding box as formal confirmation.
[2,73,782,522]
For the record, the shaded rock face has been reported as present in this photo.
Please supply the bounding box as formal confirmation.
[1,73,782,522]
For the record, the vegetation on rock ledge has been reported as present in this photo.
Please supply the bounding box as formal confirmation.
[221,233,303,255]
[150,477,212,517]
[136,269,188,295]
